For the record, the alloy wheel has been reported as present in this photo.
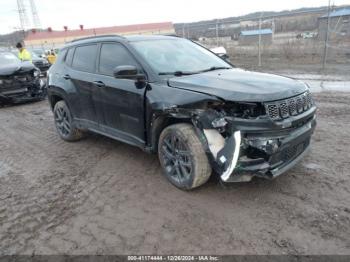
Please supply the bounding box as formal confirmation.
[161,133,193,184]
[54,106,71,136]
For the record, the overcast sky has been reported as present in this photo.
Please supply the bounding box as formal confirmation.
[0,0,349,34]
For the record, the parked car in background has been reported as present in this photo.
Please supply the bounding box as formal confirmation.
[47,35,316,190]
[0,52,46,104]
[31,48,46,58]
[9,49,50,76]
[296,32,318,39]
[210,46,230,62]
[31,52,51,76]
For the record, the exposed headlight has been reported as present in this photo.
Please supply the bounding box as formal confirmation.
[224,102,266,119]
[0,80,3,85]
[33,70,40,77]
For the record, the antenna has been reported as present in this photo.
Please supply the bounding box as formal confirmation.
[16,0,30,31]
[28,0,42,29]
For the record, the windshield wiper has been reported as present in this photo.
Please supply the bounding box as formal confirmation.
[158,71,197,76]
[199,66,231,73]
[158,67,231,76]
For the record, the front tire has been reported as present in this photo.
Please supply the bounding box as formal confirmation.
[53,100,84,141]
[158,123,212,190]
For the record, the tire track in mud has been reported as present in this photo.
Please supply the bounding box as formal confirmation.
[1,94,350,254]
[0,101,119,253]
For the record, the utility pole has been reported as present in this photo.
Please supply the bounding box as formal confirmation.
[182,24,185,38]
[258,18,262,67]
[322,0,331,70]
[216,20,219,46]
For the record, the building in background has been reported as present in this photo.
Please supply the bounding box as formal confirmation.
[239,29,273,45]
[24,22,175,49]
[318,8,350,40]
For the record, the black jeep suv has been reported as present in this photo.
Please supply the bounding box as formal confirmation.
[47,35,316,190]
[31,52,51,76]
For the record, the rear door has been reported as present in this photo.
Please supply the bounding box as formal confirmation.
[93,42,146,146]
[67,44,99,126]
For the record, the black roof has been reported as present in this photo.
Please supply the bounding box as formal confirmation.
[65,34,180,48]
[123,34,180,41]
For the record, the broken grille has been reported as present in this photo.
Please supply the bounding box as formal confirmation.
[281,138,310,163]
[270,138,310,165]
[265,92,313,120]
[0,74,33,87]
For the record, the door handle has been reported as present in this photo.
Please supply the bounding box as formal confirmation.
[63,74,71,80]
[93,80,106,87]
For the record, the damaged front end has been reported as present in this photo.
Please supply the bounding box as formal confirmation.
[0,69,46,104]
[167,90,317,182]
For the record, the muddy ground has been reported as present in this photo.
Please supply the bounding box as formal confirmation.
[0,91,349,255]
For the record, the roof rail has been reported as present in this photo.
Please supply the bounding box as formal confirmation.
[162,33,180,37]
[70,34,125,43]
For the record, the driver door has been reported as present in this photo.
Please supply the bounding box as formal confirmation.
[92,42,146,147]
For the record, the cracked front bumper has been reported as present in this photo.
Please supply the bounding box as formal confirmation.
[0,78,46,104]
[228,118,316,182]
[202,106,317,182]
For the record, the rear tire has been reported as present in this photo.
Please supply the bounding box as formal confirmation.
[53,100,84,141]
[158,123,212,190]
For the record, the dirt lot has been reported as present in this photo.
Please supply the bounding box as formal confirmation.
[0,91,349,255]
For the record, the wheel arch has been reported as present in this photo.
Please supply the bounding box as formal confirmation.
[149,115,192,153]
[47,86,70,111]
[49,94,63,110]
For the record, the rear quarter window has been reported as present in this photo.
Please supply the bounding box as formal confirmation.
[71,44,98,73]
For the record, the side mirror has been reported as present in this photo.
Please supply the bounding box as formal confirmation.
[113,65,146,82]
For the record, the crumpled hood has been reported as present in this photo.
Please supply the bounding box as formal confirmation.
[0,61,35,76]
[168,68,308,102]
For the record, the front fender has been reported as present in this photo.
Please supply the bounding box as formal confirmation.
[145,82,223,151]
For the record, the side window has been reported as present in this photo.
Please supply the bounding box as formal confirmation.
[65,48,74,66]
[72,45,98,73]
[99,43,139,76]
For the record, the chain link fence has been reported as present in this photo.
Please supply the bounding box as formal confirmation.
[1,4,349,74]
[175,5,350,74]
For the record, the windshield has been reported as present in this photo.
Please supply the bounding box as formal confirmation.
[30,52,40,59]
[31,49,44,56]
[131,38,231,75]
[0,52,20,65]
